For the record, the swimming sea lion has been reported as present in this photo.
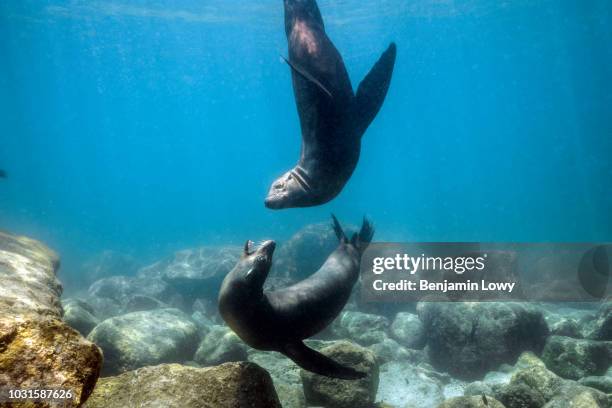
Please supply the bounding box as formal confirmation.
[218,216,374,379]
[264,0,397,209]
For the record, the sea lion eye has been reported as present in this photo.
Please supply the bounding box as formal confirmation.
[256,255,265,263]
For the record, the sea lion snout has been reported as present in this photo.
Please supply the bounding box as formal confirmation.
[265,169,314,209]
[256,240,276,261]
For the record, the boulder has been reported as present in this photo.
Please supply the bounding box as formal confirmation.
[81,250,140,286]
[377,361,446,407]
[334,311,390,346]
[249,351,306,408]
[88,275,176,305]
[271,222,355,280]
[542,382,610,408]
[367,336,414,364]
[418,302,549,379]
[510,363,565,401]
[82,362,282,408]
[578,376,612,393]
[437,396,505,408]
[541,336,610,380]
[0,232,102,407]
[300,341,379,408]
[496,382,546,408]
[87,308,200,375]
[138,246,240,300]
[550,318,582,338]
[194,325,248,366]
[390,312,427,349]
[85,295,124,320]
[122,294,168,313]
[62,298,99,336]
[581,303,612,341]
[0,232,62,317]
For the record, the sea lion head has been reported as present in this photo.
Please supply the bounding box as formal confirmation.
[221,240,276,295]
[265,169,313,209]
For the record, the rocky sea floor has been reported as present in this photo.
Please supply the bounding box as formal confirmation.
[1,224,611,408]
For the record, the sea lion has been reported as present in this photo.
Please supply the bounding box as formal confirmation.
[264,0,397,209]
[218,216,374,379]
[0,170,6,179]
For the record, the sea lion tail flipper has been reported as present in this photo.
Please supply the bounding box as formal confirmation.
[354,42,397,135]
[351,217,374,254]
[331,214,348,243]
[282,341,366,380]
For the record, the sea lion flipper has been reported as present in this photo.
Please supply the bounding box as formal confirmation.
[354,42,397,135]
[282,56,333,98]
[282,341,366,380]
[331,214,348,243]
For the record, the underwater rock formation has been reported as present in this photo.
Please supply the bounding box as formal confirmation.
[82,362,282,408]
[271,222,356,280]
[437,396,505,408]
[581,302,612,341]
[62,298,100,336]
[390,311,427,349]
[496,382,546,408]
[138,246,240,300]
[541,382,609,408]
[87,308,199,375]
[367,336,414,364]
[578,376,612,394]
[550,317,582,338]
[248,350,306,408]
[377,361,447,407]
[418,302,549,379]
[194,325,248,366]
[333,311,390,346]
[81,250,140,286]
[300,341,379,408]
[88,275,177,305]
[0,232,102,407]
[541,335,611,380]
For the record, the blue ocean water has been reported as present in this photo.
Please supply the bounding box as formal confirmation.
[1,0,611,288]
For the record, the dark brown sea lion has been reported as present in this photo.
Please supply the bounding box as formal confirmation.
[265,0,397,209]
[218,216,374,379]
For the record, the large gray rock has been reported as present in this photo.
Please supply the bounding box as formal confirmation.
[418,302,549,379]
[367,336,415,364]
[541,335,610,380]
[81,250,140,286]
[271,222,355,280]
[0,232,102,407]
[88,308,200,375]
[578,376,612,393]
[300,341,379,408]
[138,246,240,300]
[62,298,99,336]
[88,275,175,303]
[496,382,546,408]
[83,362,282,408]
[334,311,390,346]
[390,311,427,349]
[194,325,248,366]
[581,303,612,341]
[377,361,446,407]
[542,382,610,408]
[0,232,62,317]
[437,396,505,408]
[249,351,306,408]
